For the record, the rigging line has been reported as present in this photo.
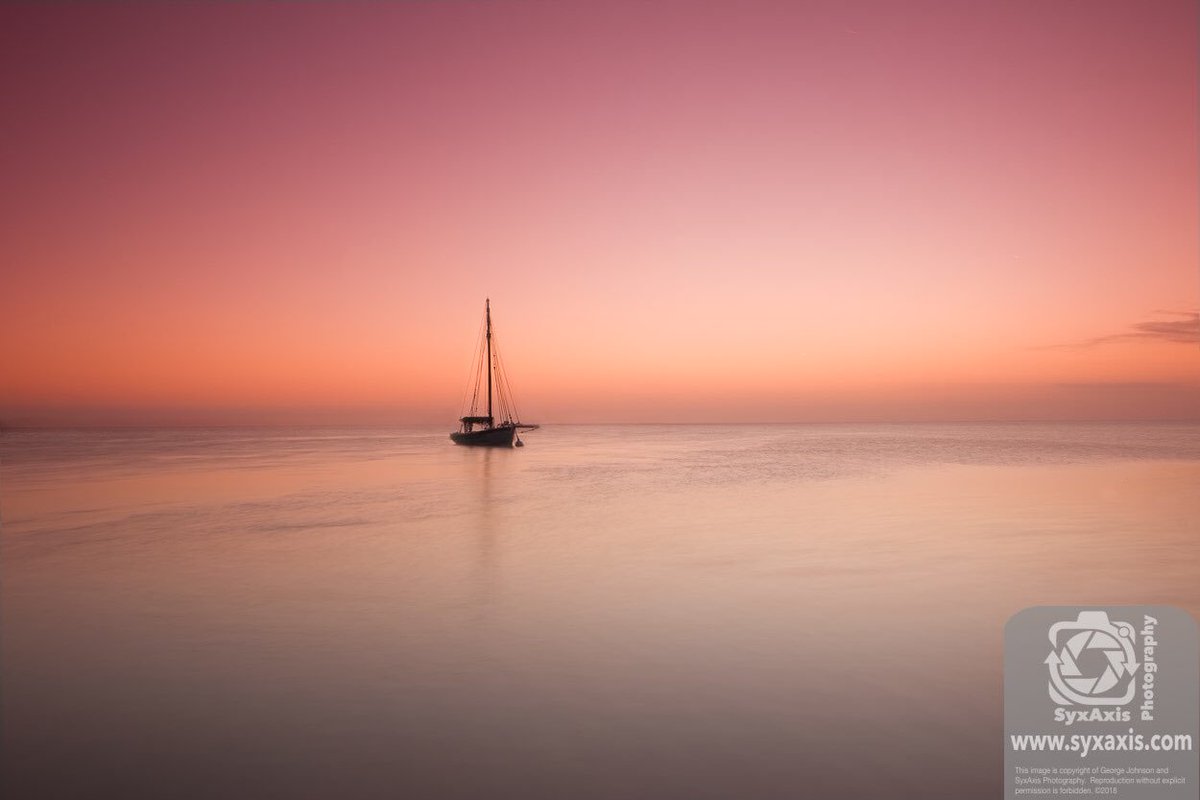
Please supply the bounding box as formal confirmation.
[466,334,482,416]
[490,330,512,422]
[489,323,507,422]
[473,321,488,416]
[469,342,482,415]
[492,332,521,423]
[467,311,489,417]
[500,362,514,422]
[492,350,507,422]
[502,347,519,421]
[507,353,519,410]
[497,356,512,422]
[505,367,520,422]
[459,311,486,416]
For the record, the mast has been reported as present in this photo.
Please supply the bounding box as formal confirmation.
[485,298,492,424]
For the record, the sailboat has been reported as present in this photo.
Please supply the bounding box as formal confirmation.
[451,299,539,447]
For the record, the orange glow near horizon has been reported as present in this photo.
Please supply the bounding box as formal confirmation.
[1,1,1197,425]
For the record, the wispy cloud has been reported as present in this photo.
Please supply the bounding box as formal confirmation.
[1040,311,1199,349]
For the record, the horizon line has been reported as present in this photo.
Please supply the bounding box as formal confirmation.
[4,417,1200,431]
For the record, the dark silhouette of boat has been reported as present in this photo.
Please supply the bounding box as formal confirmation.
[451,299,538,447]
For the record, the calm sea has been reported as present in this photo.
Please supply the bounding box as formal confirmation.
[3,423,1199,799]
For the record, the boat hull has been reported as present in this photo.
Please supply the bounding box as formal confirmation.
[450,424,517,447]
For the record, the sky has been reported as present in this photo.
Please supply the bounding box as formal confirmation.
[1,0,1197,425]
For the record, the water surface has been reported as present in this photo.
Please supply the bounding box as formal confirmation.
[3,424,1199,798]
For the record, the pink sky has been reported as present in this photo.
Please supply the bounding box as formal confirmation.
[1,1,1197,425]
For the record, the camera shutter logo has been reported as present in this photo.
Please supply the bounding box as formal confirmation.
[1045,611,1140,706]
